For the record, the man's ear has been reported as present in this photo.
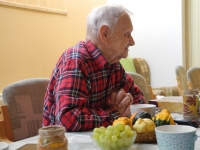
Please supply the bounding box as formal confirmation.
[99,25,109,43]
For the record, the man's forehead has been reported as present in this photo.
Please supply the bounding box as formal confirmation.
[116,14,133,31]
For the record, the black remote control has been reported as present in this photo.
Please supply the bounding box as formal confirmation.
[173,118,199,128]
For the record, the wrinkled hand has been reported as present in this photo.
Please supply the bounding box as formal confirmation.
[109,89,133,117]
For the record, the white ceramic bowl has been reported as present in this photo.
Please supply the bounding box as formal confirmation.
[130,104,156,117]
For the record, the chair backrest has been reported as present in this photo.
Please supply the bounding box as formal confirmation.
[127,72,154,104]
[120,57,137,73]
[187,67,200,90]
[133,58,150,85]
[2,78,49,141]
[175,65,188,95]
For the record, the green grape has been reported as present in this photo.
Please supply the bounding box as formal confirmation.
[123,138,132,146]
[120,124,125,131]
[117,138,124,148]
[99,126,106,133]
[113,122,123,131]
[92,123,134,150]
[113,130,120,137]
[107,125,115,131]
[111,135,118,142]
[128,130,135,137]
[99,139,104,144]
[120,131,128,138]
[104,138,111,147]
[92,132,100,139]
[99,135,104,144]
[104,135,111,140]
[124,125,132,135]
[93,127,100,133]
[105,129,112,136]
[110,141,118,149]
[124,125,132,131]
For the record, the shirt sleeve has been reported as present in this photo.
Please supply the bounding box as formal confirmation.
[43,58,121,131]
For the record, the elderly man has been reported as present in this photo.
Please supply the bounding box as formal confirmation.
[43,4,145,131]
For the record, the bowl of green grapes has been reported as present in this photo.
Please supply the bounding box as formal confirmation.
[91,122,137,150]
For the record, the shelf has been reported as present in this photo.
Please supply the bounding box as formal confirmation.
[0,0,67,15]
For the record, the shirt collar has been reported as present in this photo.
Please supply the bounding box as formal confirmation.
[85,40,108,69]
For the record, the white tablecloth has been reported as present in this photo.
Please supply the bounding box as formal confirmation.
[9,113,200,150]
[9,132,159,150]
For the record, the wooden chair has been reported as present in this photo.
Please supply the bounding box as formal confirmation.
[127,72,155,104]
[0,105,13,143]
[0,78,49,143]
[187,67,200,90]
[175,65,188,95]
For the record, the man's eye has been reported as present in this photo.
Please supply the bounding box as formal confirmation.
[125,33,131,37]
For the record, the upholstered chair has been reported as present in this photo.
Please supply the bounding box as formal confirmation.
[127,72,155,103]
[0,78,49,142]
[175,65,188,95]
[187,67,200,90]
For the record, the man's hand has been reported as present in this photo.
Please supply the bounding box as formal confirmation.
[109,89,133,117]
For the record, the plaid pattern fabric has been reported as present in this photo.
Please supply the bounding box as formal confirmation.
[43,41,145,131]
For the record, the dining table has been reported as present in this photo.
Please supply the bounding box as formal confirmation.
[8,112,200,150]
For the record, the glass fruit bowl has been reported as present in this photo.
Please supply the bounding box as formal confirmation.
[90,124,137,150]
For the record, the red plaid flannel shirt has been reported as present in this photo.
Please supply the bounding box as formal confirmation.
[42,40,145,131]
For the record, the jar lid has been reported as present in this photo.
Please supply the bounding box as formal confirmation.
[182,89,199,95]
[39,125,66,136]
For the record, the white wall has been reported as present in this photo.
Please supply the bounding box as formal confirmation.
[107,0,183,88]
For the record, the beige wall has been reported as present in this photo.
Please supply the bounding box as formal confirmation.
[108,0,183,87]
[0,0,106,93]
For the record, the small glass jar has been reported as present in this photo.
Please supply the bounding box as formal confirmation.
[37,125,68,150]
[182,89,200,120]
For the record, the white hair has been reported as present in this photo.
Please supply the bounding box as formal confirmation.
[86,5,133,42]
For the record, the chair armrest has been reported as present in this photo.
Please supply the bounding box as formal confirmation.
[152,86,180,96]
[152,89,166,96]
[147,85,156,100]
[0,120,13,143]
[187,81,193,89]
[0,105,14,142]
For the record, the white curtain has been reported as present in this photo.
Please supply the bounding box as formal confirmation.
[184,0,200,69]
